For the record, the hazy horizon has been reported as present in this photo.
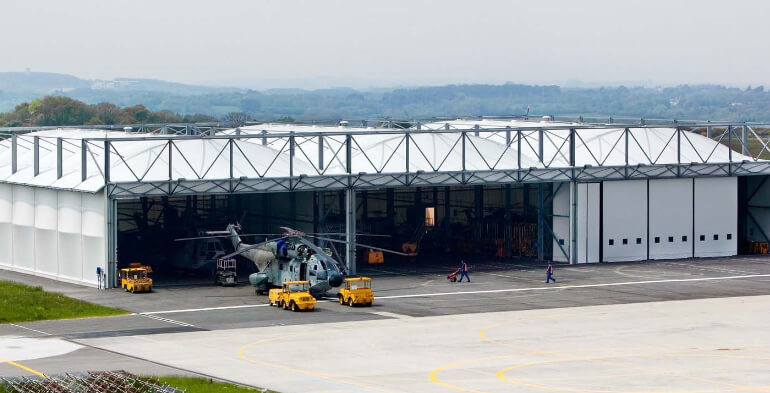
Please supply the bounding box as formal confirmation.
[1,0,769,90]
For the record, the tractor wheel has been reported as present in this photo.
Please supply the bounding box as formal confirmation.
[291,301,298,312]
[348,297,355,307]
[280,300,286,309]
[338,295,344,305]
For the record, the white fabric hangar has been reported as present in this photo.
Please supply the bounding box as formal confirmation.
[1,118,770,287]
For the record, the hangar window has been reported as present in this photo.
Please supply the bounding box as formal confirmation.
[727,233,732,240]
[636,238,642,244]
[682,236,687,242]
[622,238,628,245]
[654,237,660,243]
[668,236,674,243]
[700,235,705,241]
[425,207,435,227]
[608,239,614,246]
[713,234,719,240]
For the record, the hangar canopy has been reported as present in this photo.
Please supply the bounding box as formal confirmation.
[0,119,768,198]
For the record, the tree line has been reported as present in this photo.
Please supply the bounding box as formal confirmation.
[0,96,216,127]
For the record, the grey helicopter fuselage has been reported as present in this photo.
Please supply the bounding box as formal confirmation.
[225,225,343,297]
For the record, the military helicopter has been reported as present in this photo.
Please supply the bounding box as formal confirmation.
[176,224,408,297]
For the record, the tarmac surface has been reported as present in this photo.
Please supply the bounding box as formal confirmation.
[1,256,770,391]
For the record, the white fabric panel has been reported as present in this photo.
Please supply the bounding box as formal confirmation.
[34,189,58,276]
[0,184,105,287]
[81,193,105,282]
[603,180,647,262]
[12,186,35,269]
[0,184,12,267]
[694,177,737,258]
[57,192,83,281]
[552,183,570,262]
[576,183,600,263]
[649,179,693,260]
[746,176,770,242]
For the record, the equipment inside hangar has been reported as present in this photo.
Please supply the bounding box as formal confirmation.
[115,184,550,284]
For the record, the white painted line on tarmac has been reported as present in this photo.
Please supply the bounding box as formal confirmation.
[9,324,52,336]
[367,311,414,319]
[373,273,770,300]
[140,314,195,327]
[139,304,270,315]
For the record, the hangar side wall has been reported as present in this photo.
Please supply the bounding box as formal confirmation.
[603,180,648,262]
[649,179,693,260]
[0,183,105,287]
[694,177,737,257]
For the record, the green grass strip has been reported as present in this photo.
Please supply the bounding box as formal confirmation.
[0,280,126,324]
[155,376,276,393]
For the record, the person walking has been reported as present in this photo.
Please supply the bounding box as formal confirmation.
[458,260,471,283]
[545,262,556,283]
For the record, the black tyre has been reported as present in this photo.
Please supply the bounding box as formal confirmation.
[348,297,354,307]
[338,295,344,305]
[291,301,298,312]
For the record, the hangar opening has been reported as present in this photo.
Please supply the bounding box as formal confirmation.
[115,183,552,285]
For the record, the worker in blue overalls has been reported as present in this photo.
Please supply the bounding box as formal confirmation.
[458,260,471,283]
[545,262,556,283]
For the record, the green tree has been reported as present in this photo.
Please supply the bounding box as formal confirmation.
[34,96,94,126]
[91,102,122,125]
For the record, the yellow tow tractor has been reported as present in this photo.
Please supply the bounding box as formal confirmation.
[120,263,153,293]
[337,277,374,307]
[268,281,317,312]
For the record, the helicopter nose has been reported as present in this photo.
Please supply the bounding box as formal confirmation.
[328,271,343,287]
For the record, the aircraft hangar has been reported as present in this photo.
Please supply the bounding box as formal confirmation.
[2,117,770,287]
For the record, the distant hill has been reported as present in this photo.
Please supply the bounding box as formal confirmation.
[1,72,769,121]
[0,72,91,94]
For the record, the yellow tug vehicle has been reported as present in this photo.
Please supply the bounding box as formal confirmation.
[338,277,374,307]
[120,263,153,293]
[269,281,317,311]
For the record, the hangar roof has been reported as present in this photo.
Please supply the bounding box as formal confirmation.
[0,119,763,195]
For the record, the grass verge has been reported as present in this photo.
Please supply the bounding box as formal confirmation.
[155,376,276,393]
[0,280,126,323]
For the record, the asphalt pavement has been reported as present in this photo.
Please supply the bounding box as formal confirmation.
[1,255,770,390]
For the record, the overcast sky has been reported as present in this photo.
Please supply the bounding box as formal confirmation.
[1,0,768,89]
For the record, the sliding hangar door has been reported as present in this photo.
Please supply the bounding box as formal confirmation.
[553,177,737,263]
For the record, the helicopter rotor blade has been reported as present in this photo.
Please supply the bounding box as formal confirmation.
[174,233,284,242]
[308,235,412,256]
[220,236,287,260]
[309,233,392,238]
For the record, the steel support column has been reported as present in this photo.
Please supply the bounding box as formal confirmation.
[742,125,749,156]
[33,136,39,176]
[537,183,545,261]
[105,197,118,288]
[504,184,512,257]
[345,188,356,275]
[56,137,63,179]
[444,186,451,238]
[570,181,578,265]
[569,128,577,265]
[11,134,17,174]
